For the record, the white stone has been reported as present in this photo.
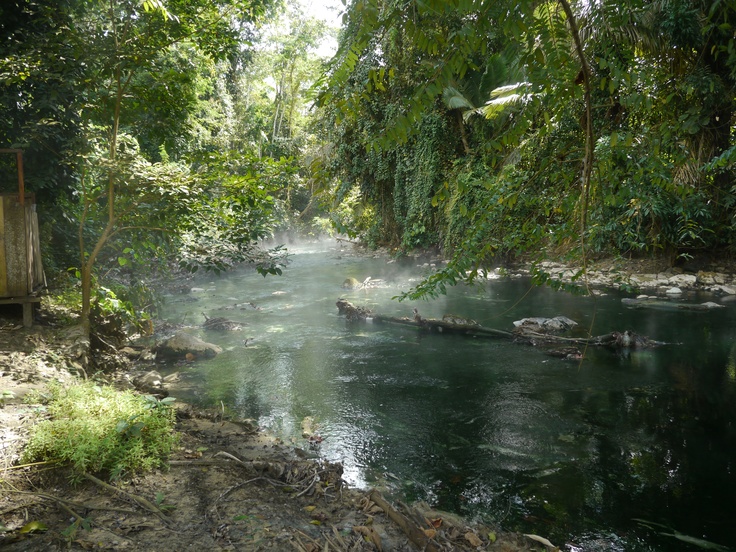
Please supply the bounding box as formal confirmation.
[539,261,563,269]
[714,284,736,295]
[667,273,697,287]
[665,287,683,295]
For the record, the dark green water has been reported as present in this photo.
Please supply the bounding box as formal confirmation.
[157,241,736,551]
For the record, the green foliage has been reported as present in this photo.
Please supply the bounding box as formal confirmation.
[328,187,376,240]
[393,111,450,249]
[75,129,198,231]
[154,491,177,512]
[177,151,293,274]
[89,285,140,345]
[319,0,736,301]
[22,382,178,480]
[0,0,287,328]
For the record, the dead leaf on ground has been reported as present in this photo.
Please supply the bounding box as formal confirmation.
[19,521,47,534]
[464,531,483,547]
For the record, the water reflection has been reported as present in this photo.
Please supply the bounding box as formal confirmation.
[157,241,736,551]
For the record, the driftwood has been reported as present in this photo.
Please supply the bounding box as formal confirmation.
[622,298,725,311]
[336,298,514,338]
[202,313,243,331]
[517,328,666,349]
[336,299,666,351]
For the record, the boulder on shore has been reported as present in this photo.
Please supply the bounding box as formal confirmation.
[155,332,222,360]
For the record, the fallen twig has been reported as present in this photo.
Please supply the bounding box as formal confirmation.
[169,459,239,467]
[1,488,88,524]
[214,450,251,468]
[368,489,441,552]
[0,488,140,517]
[295,474,319,497]
[0,460,57,471]
[83,472,171,525]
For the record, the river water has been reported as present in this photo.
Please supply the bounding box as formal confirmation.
[157,240,736,551]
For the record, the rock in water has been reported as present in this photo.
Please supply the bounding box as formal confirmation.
[155,332,222,360]
[342,277,362,290]
[513,316,578,333]
[301,416,316,438]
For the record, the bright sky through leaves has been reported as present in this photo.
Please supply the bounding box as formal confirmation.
[300,0,342,56]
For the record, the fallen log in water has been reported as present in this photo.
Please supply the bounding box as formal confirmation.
[335,299,667,350]
[336,298,514,338]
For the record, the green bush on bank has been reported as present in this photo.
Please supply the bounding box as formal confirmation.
[22,381,178,481]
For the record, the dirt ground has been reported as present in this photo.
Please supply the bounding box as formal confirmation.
[0,302,541,552]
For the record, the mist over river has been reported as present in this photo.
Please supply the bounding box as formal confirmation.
[157,240,736,551]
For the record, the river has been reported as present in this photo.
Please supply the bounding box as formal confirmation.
[156,240,736,551]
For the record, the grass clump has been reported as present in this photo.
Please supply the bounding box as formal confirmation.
[22,381,178,480]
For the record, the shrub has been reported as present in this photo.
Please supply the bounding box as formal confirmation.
[22,381,178,480]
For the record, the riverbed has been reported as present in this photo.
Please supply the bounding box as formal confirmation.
[157,240,736,552]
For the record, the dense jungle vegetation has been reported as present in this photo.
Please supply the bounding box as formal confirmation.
[1,0,736,323]
[318,0,736,296]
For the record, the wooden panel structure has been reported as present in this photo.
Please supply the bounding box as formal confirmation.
[0,149,44,327]
[2,193,28,296]
[0,195,44,327]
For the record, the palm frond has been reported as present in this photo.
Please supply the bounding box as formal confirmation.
[442,86,475,111]
[479,82,533,120]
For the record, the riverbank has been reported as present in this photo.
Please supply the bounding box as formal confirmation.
[525,256,736,296]
[0,301,538,551]
[399,243,736,297]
